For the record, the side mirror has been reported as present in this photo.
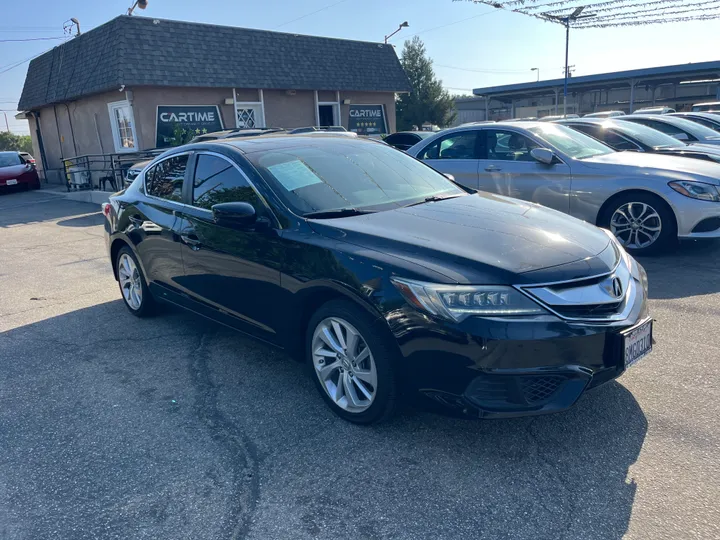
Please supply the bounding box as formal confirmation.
[530,147,555,165]
[211,202,257,227]
[444,173,456,182]
[673,132,690,141]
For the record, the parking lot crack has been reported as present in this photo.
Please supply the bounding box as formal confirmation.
[189,331,261,540]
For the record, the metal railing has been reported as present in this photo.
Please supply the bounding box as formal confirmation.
[62,150,164,192]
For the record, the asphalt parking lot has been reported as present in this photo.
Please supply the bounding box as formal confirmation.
[1,189,719,540]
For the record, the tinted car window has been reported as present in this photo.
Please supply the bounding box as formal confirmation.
[192,154,262,211]
[0,153,22,167]
[635,119,695,140]
[485,130,540,161]
[145,155,188,202]
[528,124,613,159]
[385,133,418,147]
[604,131,641,151]
[248,139,465,215]
[418,132,479,160]
[569,124,603,140]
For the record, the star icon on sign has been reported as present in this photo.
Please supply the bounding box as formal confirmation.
[195,128,201,134]
[202,128,208,133]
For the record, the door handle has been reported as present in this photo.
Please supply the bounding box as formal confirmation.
[129,215,162,234]
[181,234,202,250]
[485,165,502,172]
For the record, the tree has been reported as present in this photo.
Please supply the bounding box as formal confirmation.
[0,132,34,154]
[396,37,456,131]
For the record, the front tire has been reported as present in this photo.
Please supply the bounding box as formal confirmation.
[307,300,398,424]
[600,192,677,255]
[115,246,155,317]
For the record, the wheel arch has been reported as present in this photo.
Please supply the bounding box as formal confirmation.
[283,282,387,362]
[109,236,148,282]
[595,188,678,231]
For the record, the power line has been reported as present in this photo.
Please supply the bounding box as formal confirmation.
[274,0,350,29]
[0,36,67,43]
[390,9,497,41]
[435,63,530,74]
[0,43,66,76]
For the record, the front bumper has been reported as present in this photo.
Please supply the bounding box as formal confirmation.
[673,197,720,238]
[386,265,650,418]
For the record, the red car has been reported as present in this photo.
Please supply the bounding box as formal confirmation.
[0,151,40,190]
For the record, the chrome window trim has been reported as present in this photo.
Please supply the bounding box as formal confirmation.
[143,151,192,205]
[189,150,281,228]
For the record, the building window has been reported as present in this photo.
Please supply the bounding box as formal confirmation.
[236,108,258,128]
[108,100,138,153]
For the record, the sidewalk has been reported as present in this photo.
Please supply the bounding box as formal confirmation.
[39,183,114,205]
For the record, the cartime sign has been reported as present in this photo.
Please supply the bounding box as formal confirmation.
[156,105,224,148]
[348,104,387,135]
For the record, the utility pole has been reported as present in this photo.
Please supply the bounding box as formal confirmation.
[2,112,9,132]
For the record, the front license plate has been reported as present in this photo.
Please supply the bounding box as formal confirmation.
[6,179,17,185]
[623,319,653,368]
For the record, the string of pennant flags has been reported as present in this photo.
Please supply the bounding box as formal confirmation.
[466,0,720,28]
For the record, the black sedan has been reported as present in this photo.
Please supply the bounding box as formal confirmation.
[668,112,720,133]
[383,131,435,151]
[558,117,720,163]
[103,135,652,424]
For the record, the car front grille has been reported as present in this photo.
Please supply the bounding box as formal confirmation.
[518,256,635,322]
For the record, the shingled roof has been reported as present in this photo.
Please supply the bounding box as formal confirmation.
[19,15,410,111]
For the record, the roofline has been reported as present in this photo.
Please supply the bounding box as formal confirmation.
[124,14,391,46]
[473,60,720,97]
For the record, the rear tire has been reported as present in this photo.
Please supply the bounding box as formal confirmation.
[115,246,156,317]
[307,299,398,424]
[599,192,677,255]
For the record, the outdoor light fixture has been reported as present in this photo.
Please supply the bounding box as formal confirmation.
[385,22,409,44]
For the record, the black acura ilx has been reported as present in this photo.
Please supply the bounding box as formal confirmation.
[103,135,652,424]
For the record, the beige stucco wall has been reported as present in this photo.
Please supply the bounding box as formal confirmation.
[131,86,236,149]
[26,86,399,183]
[263,90,316,128]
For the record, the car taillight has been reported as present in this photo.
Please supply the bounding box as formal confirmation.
[102,202,112,218]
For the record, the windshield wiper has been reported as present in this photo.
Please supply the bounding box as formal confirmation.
[404,194,464,208]
[303,208,375,219]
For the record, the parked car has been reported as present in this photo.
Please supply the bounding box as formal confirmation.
[18,151,36,165]
[558,117,720,162]
[584,110,625,118]
[287,126,348,134]
[190,127,285,143]
[539,114,579,121]
[103,134,652,423]
[0,151,40,190]
[691,101,720,113]
[633,106,676,114]
[668,112,720,133]
[617,114,720,145]
[383,131,435,151]
[407,122,720,253]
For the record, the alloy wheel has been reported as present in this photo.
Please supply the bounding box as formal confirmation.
[118,253,143,310]
[311,317,378,413]
[610,202,662,250]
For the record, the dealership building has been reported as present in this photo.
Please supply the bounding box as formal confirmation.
[454,60,720,123]
[17,15,410,183]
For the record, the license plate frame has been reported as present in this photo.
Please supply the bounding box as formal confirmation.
[6,179,17,186]
[622,318,653,369]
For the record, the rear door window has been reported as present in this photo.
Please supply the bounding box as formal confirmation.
[145,155,188,202]
[418,132,480,160]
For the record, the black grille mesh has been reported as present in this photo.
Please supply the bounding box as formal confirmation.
[521,376,564,403]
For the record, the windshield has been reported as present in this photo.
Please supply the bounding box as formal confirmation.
[246,139,466,216]
[605,120,681,148]
[661,116,720,140]
[528,124,614,159]
[0,153,22,167]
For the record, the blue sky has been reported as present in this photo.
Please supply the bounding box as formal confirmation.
[2,0,720,134]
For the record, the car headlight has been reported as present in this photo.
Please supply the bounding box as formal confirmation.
[390,277,546,322]
[668,181,720,202]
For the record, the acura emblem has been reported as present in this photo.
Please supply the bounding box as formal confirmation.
[611,277,623,298]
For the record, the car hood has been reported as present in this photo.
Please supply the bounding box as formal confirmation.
[308,193,616,285]
[580,151,720,185]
